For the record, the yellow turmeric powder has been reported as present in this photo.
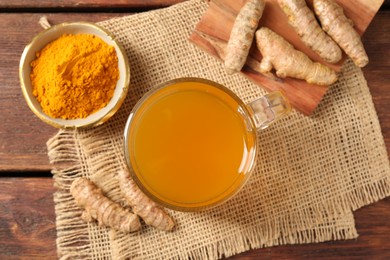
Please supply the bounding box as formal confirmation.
[30,34,119,119]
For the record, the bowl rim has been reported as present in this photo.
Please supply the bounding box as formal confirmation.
[19,21,130,129]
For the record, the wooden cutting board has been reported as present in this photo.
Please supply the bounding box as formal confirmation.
[189,0,384,115]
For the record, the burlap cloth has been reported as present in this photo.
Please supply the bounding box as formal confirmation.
[46,0,390,259]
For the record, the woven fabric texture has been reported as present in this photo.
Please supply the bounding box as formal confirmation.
[47,0,390,259]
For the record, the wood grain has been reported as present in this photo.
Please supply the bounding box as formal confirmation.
[0,0,183,8]
[0,0,386,9]
[361,10,390,158]
[190,0,383,115]
[0,177,389,259]
[0,178,57,259]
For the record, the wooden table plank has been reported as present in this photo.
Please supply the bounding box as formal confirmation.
[0,0,183,9]
[0,11,389,171]
[361,10,390,151]
[0,177,388,259]
[0,178,57,260]
[0,0,387,9]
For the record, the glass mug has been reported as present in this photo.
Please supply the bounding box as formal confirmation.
[124,78,290,211]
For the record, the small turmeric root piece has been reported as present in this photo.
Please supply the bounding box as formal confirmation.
[118,168,175,231]
[278,0,342,64]
[70,177,141,233]
[224,0,265,74]
[255,27,338,85]
[313,0,369,67]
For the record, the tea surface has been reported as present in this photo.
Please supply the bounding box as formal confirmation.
[129,81,256,208]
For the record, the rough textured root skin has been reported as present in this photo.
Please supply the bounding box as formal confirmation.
[224,0,265,74]
[70,177,141,233]
[278,0,342,64]
[117,168,175,231]
[245,56,283,82]
[313,0,369,68]
[255,27,338,86]
[198,32,281,82]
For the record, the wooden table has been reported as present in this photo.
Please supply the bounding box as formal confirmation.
[0,1,389,259]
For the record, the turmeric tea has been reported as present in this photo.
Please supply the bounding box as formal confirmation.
[30,34,119,119]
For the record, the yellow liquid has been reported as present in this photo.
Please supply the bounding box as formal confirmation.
[128,81,256,209]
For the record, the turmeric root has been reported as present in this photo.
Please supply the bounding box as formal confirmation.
[313,0,369,67]
[224,0,265,74]
[255,27,338,85]
[278,0,342,64]
[198,32,281,81]
[70,177,141,233]
[117,168,175,231]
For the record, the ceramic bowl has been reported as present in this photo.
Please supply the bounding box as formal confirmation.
[19,22,130,128]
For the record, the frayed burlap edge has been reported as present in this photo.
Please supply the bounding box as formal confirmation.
[47,128,369,259]
[108,211,357,259]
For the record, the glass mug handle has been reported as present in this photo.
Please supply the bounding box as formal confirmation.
[246,91,291,130]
